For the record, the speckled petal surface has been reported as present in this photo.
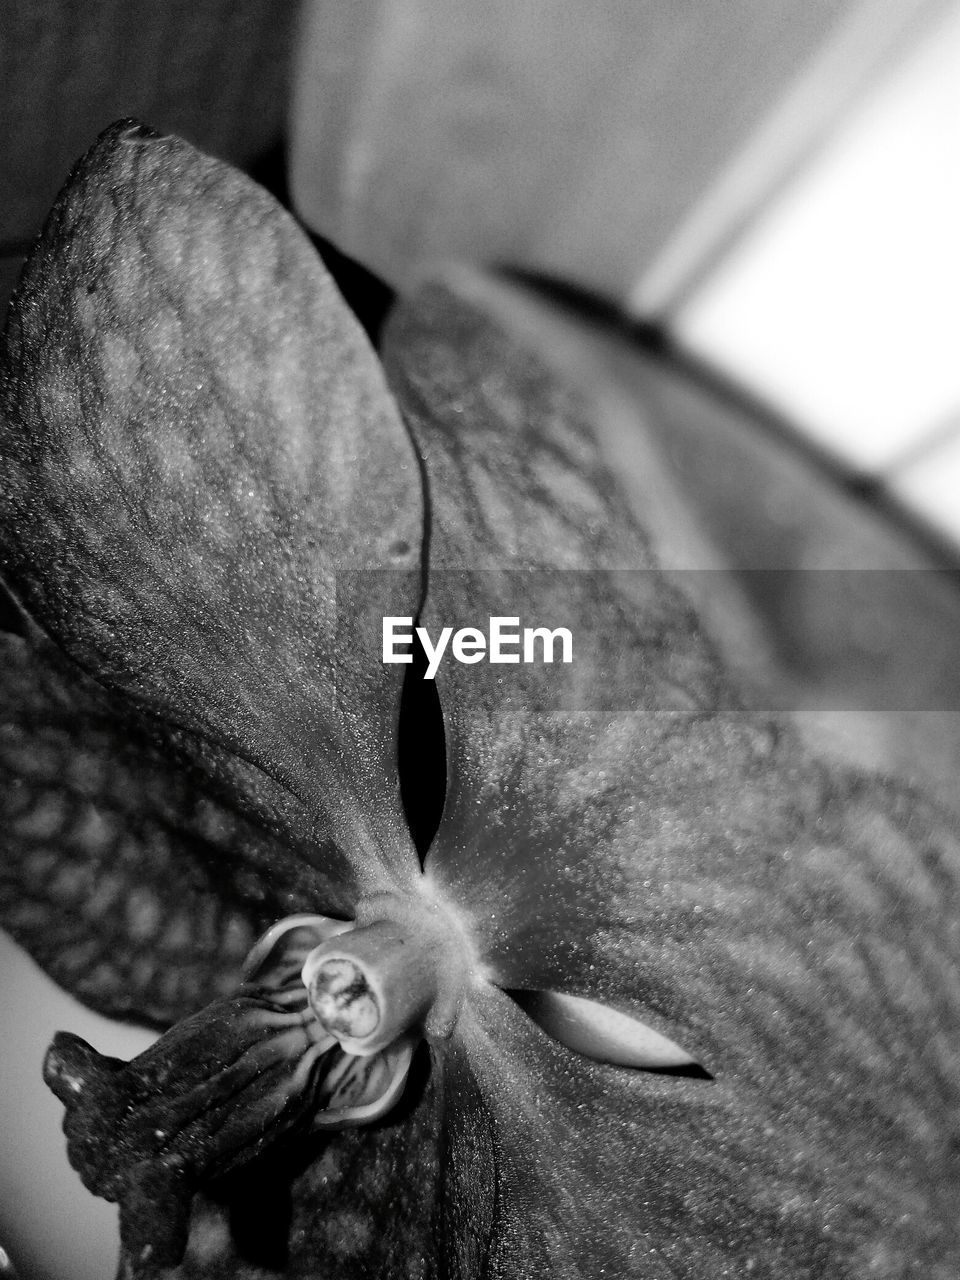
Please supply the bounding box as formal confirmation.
[383,276,960,1275]
[0,630,326,1027]
[0,122,422,895]
[112,1040,496,1280]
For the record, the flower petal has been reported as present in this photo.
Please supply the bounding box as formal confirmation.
[382,271,741,1000]
[383,273,960,992]
[459,981,960,1277]
[382,273,960,1270]
[0,631,329,1026]
[0,121,422,891]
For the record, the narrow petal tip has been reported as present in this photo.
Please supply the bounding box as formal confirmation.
[42,1031,117,1104]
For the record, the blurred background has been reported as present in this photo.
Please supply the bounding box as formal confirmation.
[2,0,959,549]
[1,2,959,1277]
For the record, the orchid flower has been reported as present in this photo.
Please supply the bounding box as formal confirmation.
[2,122,959,1279]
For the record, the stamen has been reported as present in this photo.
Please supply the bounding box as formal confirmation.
[242,913,352,986]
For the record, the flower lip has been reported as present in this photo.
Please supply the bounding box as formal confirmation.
[302,885,478,1056]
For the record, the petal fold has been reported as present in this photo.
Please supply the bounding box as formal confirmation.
[313,1036,415,1127]
[513,989,703,1072]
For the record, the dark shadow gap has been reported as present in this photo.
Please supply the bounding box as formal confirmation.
[393,297,445,863]
[397,633,447,862]
[248,142,395,346]
[252,141,438,856]
[0,236,36,259]
[0,575,26,635]
[648,1061,713,1080]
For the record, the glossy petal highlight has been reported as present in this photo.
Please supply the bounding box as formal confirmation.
[514,989,702,1071]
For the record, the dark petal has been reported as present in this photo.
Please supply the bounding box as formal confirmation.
[44,989,336,1271]
[114,1041,497,1280]
[0,121,422,892]
[120,1158,193,1272]
[0,630,329,1026]
[382,274,960,1271]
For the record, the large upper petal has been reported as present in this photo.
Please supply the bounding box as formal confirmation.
[383,271,747,997]
[381,273,960,1273]
[0,122,422,896]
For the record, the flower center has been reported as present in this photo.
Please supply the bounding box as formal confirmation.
[300,887,475,1056]
[309,957,381,1039]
